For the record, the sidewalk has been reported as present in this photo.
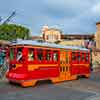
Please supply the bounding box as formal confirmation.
[0,76,7,83]
[93,67,100,72]
[86,95,100,100]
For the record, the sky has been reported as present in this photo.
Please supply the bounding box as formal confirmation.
[0,0,100,36]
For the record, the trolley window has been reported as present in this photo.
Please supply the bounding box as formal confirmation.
[77,52,81,62]
[17,48,23,62]
[53,51,58,61]
[28,48,34,61]
[72,52,76,61]
[81,53,85,61]
[37,49,43,61]
[66,52,68,63]
[86,53,89,62]
[10,48,14,60]
[46,50,52,61]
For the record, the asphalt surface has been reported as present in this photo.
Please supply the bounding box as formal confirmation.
[0,72,100,100]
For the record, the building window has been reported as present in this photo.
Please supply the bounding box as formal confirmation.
[45,35,48,40]
[48,35,53,40]
[55,35,58,40]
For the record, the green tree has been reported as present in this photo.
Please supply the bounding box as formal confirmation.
[0,24,30,40]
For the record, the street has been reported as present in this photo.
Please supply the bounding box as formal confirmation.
[0,72,100,100]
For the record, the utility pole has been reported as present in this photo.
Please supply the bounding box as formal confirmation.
[2,11,16,24]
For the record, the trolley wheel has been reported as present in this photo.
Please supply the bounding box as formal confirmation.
[51,78,61,84]
[21,80,37,87]
[85,74,90,78]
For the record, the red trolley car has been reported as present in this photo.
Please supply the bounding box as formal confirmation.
[6,40,91,87]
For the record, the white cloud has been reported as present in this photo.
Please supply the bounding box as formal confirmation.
[92,3,100,14]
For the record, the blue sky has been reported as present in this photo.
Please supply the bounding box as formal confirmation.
[0,0,100,36]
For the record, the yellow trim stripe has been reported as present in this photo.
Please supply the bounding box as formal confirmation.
[28,64,58,67]
[72,64,89,67]
[28,64,58,71]
[13,64,22,70]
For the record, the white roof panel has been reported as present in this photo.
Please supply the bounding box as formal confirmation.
[11,40,89,51]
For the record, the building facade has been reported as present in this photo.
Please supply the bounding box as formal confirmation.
[91,22,100,69]
[95,22,100,48]
[41,25,95,47]
[42,25,62,42]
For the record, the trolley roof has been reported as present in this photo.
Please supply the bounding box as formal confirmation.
[11,40,89,51]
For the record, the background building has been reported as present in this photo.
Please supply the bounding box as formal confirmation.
[30,36,43,41]
[91,22,100,69]
[41,25,99,69]
[41,25,95,47]
[60,33,95,47]
[42,25,62,42]
[95,22,100,48]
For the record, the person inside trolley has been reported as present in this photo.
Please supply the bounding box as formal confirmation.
[17,49,22,61]
[28,49,34,61]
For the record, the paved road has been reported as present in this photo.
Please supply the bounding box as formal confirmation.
[0,72,100,100]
